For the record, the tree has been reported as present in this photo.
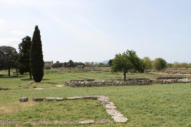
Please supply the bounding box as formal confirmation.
[143,57,152,69]
[30,26,44,82]
[0,46,18,77]
[18,36,32,79]
[112,50,145,81]
[52,61,63,68]
[153,58,167,70]
[68,60,74,67]
[108,59,113,66]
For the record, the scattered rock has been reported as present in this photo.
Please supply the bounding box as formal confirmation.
[45,97,56,101]
[19,97,28,102]
[97,96,128,123]
[33,97,44,102]
[66,96,84,100]
[82,96,98,100]
[79,120,94,124]
[18,96,128,123]
[34,88,44,90]
[66,78,152,87]
[112,116,128,123]
[56,97,65,101]
[56,85,63,88]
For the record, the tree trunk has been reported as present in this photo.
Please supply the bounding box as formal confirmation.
[123,72,127,81]
[16,68,19,77]
[8,67,11,77]
[29,71,32,80]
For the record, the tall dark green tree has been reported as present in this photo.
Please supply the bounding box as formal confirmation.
[30,26,44,82]
[18,36,32,79]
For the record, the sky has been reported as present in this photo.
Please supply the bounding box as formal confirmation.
[0,0,191,63]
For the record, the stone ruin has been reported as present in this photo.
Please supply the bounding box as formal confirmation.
[154,76,191,84]
[17,96,128,125]
[65,78,152,87]
[65,76,191,87]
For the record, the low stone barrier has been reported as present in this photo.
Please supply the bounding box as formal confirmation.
[18,96,128,124]
[155,76,191,84]
[65,78,152,87]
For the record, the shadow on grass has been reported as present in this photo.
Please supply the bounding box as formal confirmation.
[0,75,20,78]
[21,78,33,81]
[21,78,50,81]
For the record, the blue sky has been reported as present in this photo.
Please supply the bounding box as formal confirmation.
[0,0,191,63]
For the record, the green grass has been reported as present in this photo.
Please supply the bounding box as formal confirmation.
[0,100,111,122]
[1,69,191,127]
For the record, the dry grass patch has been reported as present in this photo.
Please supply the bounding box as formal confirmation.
[0,101,36,114]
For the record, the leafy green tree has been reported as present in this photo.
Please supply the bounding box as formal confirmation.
[153,58,167,70]
[112,50,145,81]
[68,60,74,67]
[108,59,113,66]
[143,57,152,69]
[0,46,18,77]
[18,36,32,79]
[30,26,44,82]
[52,61,64,68]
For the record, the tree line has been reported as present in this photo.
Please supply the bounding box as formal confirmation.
[0,26,44,82]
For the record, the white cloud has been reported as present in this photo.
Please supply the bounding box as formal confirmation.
[10,30,25,36]
[0,38,20,45]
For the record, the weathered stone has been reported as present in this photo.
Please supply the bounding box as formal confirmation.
[98,96,128,123]
[19,97,28,102]
[112,116,128,123]
[56,97,65,101]
[66,78,152,87]
[82,96,98,100]
[56,85,63,88]
[79,120,94,124]
[45,97,56,101]
[84,79,95,81]
[106,109,123,117]
[34,88,44,90]
[33,97,44,101]
[66,96,83,100]
[105,102,116,109]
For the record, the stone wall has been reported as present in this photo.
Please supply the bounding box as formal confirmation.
[65,76,191,87]
[154,76,191,84]
[65,78,152,87]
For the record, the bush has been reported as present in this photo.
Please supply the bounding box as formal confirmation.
[153,58,167,70]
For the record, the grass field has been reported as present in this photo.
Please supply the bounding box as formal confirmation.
[0,69,191,127]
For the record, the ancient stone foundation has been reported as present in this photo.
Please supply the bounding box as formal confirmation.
[65,78,152,87]
[17,96,128,124]
[154,76,191,84]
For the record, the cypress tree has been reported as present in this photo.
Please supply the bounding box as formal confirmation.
[30,25,44,82]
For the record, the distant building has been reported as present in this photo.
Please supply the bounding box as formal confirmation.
[44,61,53,68]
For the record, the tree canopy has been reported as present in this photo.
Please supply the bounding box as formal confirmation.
[143,57,152,69]
[153,58,167,70]
[18,36,32,78]
[112,50,145,80]
[0,46,18,76]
